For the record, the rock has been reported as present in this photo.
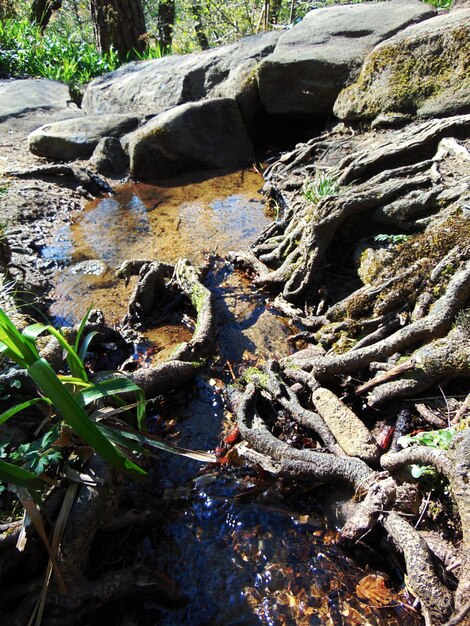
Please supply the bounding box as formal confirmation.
[28,114,139,161]
[129,98,254,180]
[82,31,280,123]
[355,245,394,285]
[90,137,129,175]
[0,78,81,122]
[371,112,413,129]
[257,0,435,116]
[69,260,107,276]
[311,387,380,464]
[334,10,470,121]
[451,0,470,9]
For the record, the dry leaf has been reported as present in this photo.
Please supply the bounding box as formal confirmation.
[356,574,394,606]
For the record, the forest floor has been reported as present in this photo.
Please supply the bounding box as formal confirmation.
[0,105,469,626]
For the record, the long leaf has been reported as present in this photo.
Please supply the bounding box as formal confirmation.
[15,487,66,594]
[0,459,43,489]
[99,424,217,463]
[0,308,39,367]
[78,331,98,362]
[74,305,93,353]
[27,359,145,477]
[0,398,49,427]
[77,377,146,428]
[23,324,88,382]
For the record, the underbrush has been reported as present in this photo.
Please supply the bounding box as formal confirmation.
[0,17,120,92]
[0,17,167,94]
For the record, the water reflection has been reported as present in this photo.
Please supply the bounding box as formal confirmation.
[43,168,270,325]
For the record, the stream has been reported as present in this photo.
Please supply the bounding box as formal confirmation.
[42,169,421,626]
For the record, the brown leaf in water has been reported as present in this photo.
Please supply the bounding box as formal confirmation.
[356,574,394,606]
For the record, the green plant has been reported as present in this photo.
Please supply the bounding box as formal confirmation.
[374,233,412,244]
[0,307,146,482]
[398,425,457,478]
[0,306,215,493]
[302,172,340,204]
[0,426,62,493]
[0,17,121,91]
[424,0,452,8]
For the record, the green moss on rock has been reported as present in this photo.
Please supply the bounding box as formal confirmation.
[334,19,470,120]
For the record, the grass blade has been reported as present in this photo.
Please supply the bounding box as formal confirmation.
[0,308,39,367]
[74,305,92,353]
[23,324,88,382]
[15,487,66,594]
[100,424,217,463]
[27,359,146,476]
[0,459,43,489]
[0,398,49,427]
[77,377,146,428]
[78,331,98,362]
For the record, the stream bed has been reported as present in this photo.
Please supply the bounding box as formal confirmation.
[43,169,421,626]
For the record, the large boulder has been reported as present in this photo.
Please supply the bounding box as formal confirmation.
[82,31,280,124]
[0,79,84,131]
[257,0,436,116]
[334,9,470,121]
[129,98,254,180]
[28,114,139,160]
[0,78,80,121]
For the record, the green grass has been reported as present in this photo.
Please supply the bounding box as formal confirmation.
[303,172,340,204]
[0,17,120,92]
[0,17,173,93]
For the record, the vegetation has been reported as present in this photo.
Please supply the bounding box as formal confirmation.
[0,16,120,91]
[302,172,340,204]
[0,0,456,90]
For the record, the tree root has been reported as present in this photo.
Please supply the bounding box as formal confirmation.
[117,259,174,326]
[283,260,470,383]
[232,383,463,624]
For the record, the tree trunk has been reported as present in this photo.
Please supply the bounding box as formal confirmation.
[156,0,176,52]
[89,0,146,59]
[191,2,209,50]
[270,0,283,24]
[30,0,62,32]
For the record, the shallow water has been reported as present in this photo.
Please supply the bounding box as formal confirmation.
[43,168,270,326]
[44,169,422,626]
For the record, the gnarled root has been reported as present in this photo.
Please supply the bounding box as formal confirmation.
[232,382,468,624]
[382,428,470,617]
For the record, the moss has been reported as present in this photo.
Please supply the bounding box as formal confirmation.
[242,366,269,388]
[240,62,260,91]
[340,25,470,117]
[189,282,207,314]
[331,331,357,354]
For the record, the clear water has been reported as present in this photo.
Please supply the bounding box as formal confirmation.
[42,169,422,626]
[43,168,270,326]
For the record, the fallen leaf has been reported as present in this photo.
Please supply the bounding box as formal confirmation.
[356,574,394,606]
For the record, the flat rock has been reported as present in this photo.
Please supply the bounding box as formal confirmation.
[0,78,81,122]
[28,114,139,161]
[334,9,470,121]
[257,0,435,115]
[129,98,254,180]
[82,31,280,124]
[311,387,380,464]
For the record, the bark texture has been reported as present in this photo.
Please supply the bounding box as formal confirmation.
[89,0,147,58]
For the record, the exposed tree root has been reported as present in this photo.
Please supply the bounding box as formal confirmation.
[227,116,470,625]
[231,384,459,624]
[5,163,114,196]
